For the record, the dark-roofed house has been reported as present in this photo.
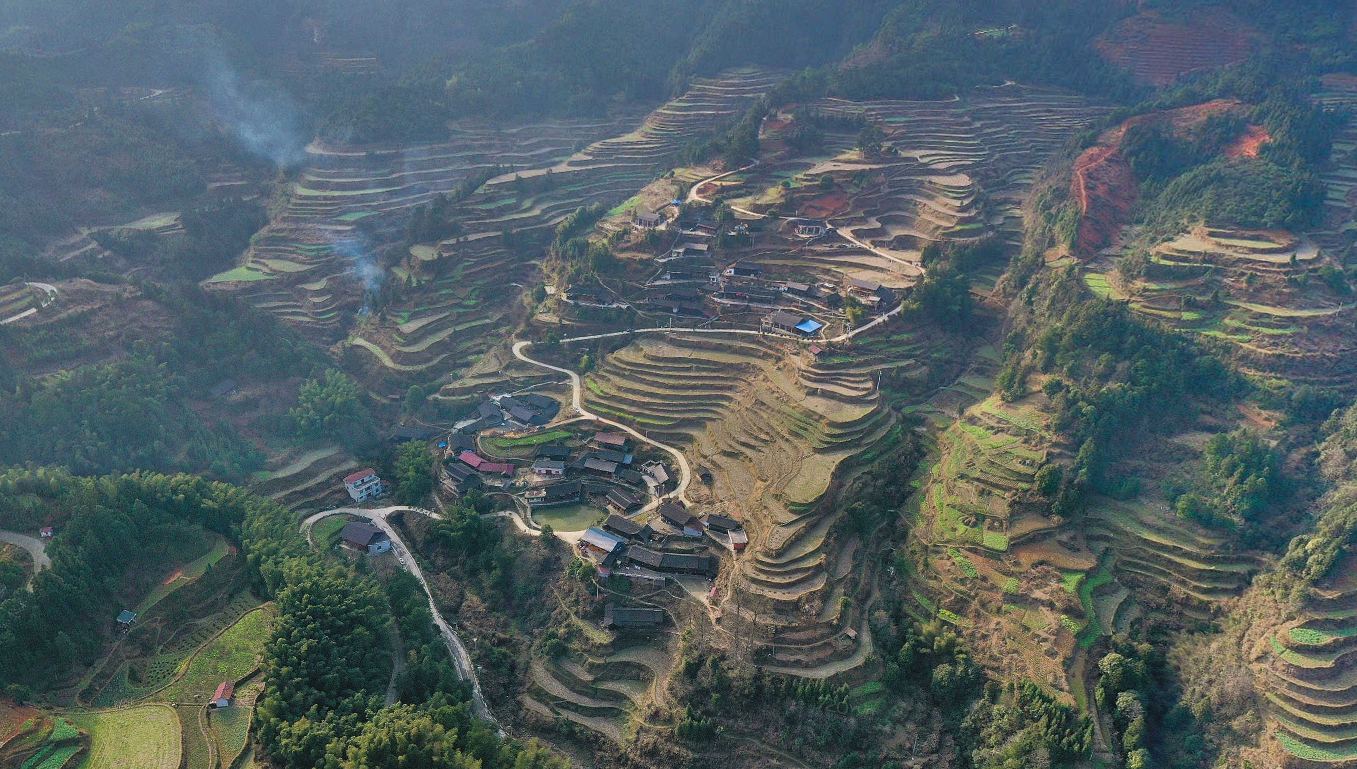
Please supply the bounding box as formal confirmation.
[602,604,664,629]
[447,430,478,453]
[593,432,629,450]
[536,444,573,461]
[592,449,632,465]
[532,459,566,477]
[641,461,673,493]
[606,488,643,515]
[722,265,762,278]
[634,211,662,229]
[212,681,235,708]
[625,547,718,577]
[526,481,581,507]
[782,281,812,296]
[584,457,619,477]
[604,514,653,542]
[659,502,702,537]
[392,425,438,442]
[617,468,646,486]
[566,284,612,306]
[443,462,484,495]
[703,514,747,551]
[763,310,805,335]
[340,522,392,555]
[519,394,560,418]
[578,528,626,566]
[117,610,137,627]
[209,379,237,397]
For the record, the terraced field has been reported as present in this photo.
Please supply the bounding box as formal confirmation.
[211,67,783,403]
[524,642,675,742]
[1260,552,1357,764]
[582,331,906,673]
[1084,227,1357,389]
[807,87,1107,259]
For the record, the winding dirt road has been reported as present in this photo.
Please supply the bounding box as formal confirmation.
[0,530,51,588]
[301,506,500,728]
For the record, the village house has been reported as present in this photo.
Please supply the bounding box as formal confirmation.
[641,461,673,493]
[763,310,824,338]
[782,280,813,297]
[343,468,384,503]
[39,526,53,539]
[583,456,620,477]
[624,546,718,577]
[526,481,582,507]
[606,488,644,515]
[848,278,896,307]
[578,527,626,572]
[703,514,748,552]
[669,242,710,260]
[457,451,515,477]
[604,514,653,542]
[633,211,662,229]
[660,267,719,284]
[593,432,630,451]
[116,610,137,628]
[616,468,647,487]
[591,448,633,466]
[499,393,560,426]
[390,425,438,443]
[212,681,234,708]
[443,462,484,496]
[602,604,665,629]
[339,522,392,555]
[535,444,573,461]
[723,264,763,278]
[564,284,612,306]
[659,502,703,537]
[532,458,566,477]
[795,222,827,237]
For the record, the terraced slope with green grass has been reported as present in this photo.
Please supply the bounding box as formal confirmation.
[1082,226,1357,390]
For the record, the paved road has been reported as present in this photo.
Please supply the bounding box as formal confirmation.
[0,282,59,326]
[0,530,51,589]
[513,341,694,509]
[301,506,500,728]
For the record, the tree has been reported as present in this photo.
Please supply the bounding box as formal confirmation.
[393,441,436,505]
[289,369,373,447]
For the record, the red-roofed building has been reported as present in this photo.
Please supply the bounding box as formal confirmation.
[39,526,54,538]
[212,681,235,708]
[458,451,487,470]
[343,469,383,502]
[481,462,515,477]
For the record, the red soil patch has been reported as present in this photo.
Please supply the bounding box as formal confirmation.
[1070,100,1251,257]
[1224,124,1270,159]
[0,700,41,743]
[1072,144,1137,258]
[1096,8,1255,87]
[695,182,719,198]
[799,190,849,219]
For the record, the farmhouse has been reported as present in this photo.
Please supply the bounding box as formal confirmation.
[593,432,630,450]
[584,457,620,476]
[578,528,626,567]
[848,278,896,306]
[703,514,748,551]
[343,468,384,503]
[443,462,484,495]
[591,449,632,465]
[661,267,718,283]
[339,522,392,555]
[763,310,824,337]
[564,284,612,306]
[209,379,237,397]
[604,514,653,542]
[782,281,812,296]
[526,481,582,507]
[795,222,827,237]
[116,610,137,627]
[39,526,53,538]
[617,468,647,486]
[606,488,644,515]
[602,604,664,629]
[499,394,560,426]
[723,264,763,278]
[624,546,718,577]
[659,502,703,537]
[535,444,573,461]
[212,681,234,708]
[532,459,567,477]
[641,461,673,493]
[633,211,662,229]
[669,242,710,259]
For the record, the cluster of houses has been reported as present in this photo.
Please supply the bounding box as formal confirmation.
[522,432,675,506]
[456,392,561,434]
[575,500,747,581]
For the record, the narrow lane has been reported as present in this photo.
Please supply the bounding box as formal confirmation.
[0,530,51,589]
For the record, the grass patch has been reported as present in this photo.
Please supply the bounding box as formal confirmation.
[482,429,572,450]
[1277,732,1357,761]
[981,530,1009,551]
[311,515,352,551]
[134,537,231,615]
[69,705,180,769]
[948,548,979,579]
[206,266,272,283]
[1289,626,1357,646]
[158,607,273,704]
[532,504,604,532]
[1061,571,1084,595]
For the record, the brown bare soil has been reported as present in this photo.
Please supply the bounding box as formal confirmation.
[798,190,849,219]
[1096,8,1256,87]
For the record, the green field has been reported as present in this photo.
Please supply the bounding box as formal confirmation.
[482,429,573,451]
[205,266,273,283]
[158,607,273,705]
[533,503,605,532]
[310,515,353,551]
[135,537,231,615]
[69,705,180,769]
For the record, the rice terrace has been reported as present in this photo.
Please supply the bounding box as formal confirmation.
[3,2,1357,769]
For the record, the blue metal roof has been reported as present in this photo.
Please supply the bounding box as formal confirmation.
[795,319,825,334]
